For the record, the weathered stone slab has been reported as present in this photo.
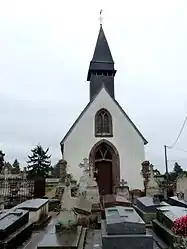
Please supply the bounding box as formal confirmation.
[0,209,29,240]
[16,198,49,211]
[37,225,83,249]
[152,205,187,247]
[169,196,187,208]
[136,196,168,213]
[156,205,187,229]
[101,220,153,249]
[74,197,92,215]
[105,206,146,235]
[1,222,33,249]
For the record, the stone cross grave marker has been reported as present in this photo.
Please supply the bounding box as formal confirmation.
[120,179,127,187]
[61,176,74,210]
[79,158,90,198]
[79,158,89,176]
[4,166,8,180]
[89,162,94,180]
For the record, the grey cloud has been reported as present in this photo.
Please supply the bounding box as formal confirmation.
[0,1,187,171]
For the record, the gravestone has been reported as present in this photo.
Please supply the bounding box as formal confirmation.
[78,158,89,197]
[101,206,153,249]
[130,189,144,204]
[0,208,32,248]
[78,159,100,211]
[22,167,27,180]
[146,166,159,197]
[75,160,100,228]
[54,160,71,201]
[0,196,4,210]
[176,175,187,193]
[135,196,169,223]
[116,179,130,200]
[85,163,100,206]
[152,205,186,246]
[106,206,146,235]
[33,176,45,198]
[38,176,87,249]
[169,195,187,208]
[184,189,187,202]
[59,159,67,183]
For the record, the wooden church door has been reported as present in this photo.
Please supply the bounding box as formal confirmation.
[94,144,113,195]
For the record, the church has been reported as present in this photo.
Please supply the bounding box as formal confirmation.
[60,24,148,194]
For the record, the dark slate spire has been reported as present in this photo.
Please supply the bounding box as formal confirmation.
[87,25,116,100]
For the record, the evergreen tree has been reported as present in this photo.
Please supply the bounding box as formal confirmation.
[0,150,5,173]
[13,159,20,169]
[51,161,60,178]
[12,159,20,174]
[27,145,51,178]
[4,162,12,171]
[173,162,183,176]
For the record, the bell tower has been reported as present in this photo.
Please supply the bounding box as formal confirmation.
[87,25,117,100]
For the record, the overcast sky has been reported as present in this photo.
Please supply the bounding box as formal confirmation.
[0,0,187,172]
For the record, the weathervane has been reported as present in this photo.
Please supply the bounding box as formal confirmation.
[99,9,103,26]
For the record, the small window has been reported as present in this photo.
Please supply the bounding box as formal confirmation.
[95,109,113,137]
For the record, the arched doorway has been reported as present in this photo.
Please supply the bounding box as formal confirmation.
[89,140,120,195]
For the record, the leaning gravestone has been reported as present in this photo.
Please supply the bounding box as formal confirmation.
[101,206,153,249]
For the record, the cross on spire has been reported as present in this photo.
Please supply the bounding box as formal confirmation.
[99,9,103,26]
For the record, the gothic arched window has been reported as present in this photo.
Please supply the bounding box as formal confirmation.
[95,109,113,137]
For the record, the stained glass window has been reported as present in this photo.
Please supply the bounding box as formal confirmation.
[95,109,112,136]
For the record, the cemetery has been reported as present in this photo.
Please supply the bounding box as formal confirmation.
[3,154,187,248]
[2,9,187,249]
[0,156,181,249]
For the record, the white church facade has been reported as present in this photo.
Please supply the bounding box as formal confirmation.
[60,24,147,193]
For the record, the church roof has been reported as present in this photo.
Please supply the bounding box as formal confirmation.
[60,85,148,146]
[87,25,115,80]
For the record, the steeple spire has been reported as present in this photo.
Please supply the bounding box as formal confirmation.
[87,22,116,100]
[91,25,114,67]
